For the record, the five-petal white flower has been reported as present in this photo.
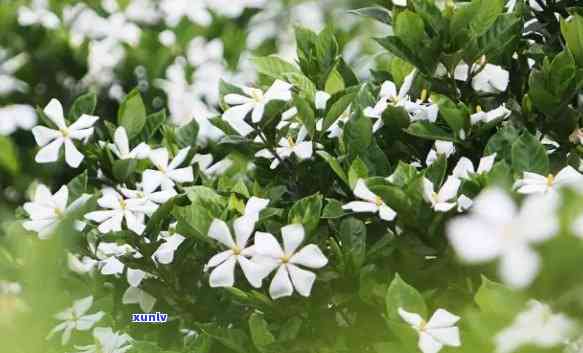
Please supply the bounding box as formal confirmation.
[32,99,99,168]
[452,154,497,180]
[343,179,397,221]
[254,224,328,299]
[205,217,266,288]
[143,147,194,190]
[103,126,150,160]
[425,140,455,166]
[84,188,146,234]
[223,80,292,136]
[515,166,583,194]
[422,176,461,212]
[73,327,132,353]
[447,188,559,288]
[47,296,104,345]
[494,300,575,353]
[470,104,511,125]
[398,308,461,353]
[255,129,314,169]
[364,74,415,132]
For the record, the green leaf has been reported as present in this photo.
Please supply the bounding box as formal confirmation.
[317,151,349,186]
[112,159,137,182]
[561,14,583,67]
[348,158,369,189]
[253,55,301,79]
[322,199,345,219]
[394,11,427,53]
[283,72,317,101]
[293,96,316,137]
[511,132,549,175]
[201,324,251,353]
[485,126,520,161]
[469,0,505,35]
[248,313,275,350]
[67,171,88,201]
[388,162,418,187]
[348,7,392,25]
[323,92,354,131]
[406,122,456,142]
[288,193,323,235]
[339,217,367,273]
[432,94,470,137]
[385,274,427,321]
[175,119,199,147]
[467,14,521,62]
[143,195,188,241]
[424,154,446,186]
[343,110,373,157]
[69,92,97,120]
[410,0,444,34]
[475,276,524,318]
[139,109,167,141]
[0,136,19,175]
[118,89,147,139]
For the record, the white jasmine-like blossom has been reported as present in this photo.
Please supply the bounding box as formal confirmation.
[254,224,328,299]
[223,80,293,136]
[84,188,147,234]
[0,50,28,96]
[452,154,497,179]
[122,286,156,313]
[187,37,223,66]
[425,140,455,166]
[470,105,511,125]
[454,60,510,94]
[192,154,233,177]
[23,184,90,239]
[84,39,125,86]
[343,179,397,221]
[457,194,473,212]
[152,231,185,264]
[447,188,559,288]
[102,14,141,47]
[63,4,108,46]
[422,176,461,212]
[73,327,132,353]
[158,30,176,47]
[160,0,212,27]
[407,90,439,123]
[192,61,226,106]
[32,99,99,168]
[495,300,575,353]
[398,308,461,353]
[243,197,270,221]
[102,127,150,160]
[95,242,138,276]
[514,166,583,195]
[255,129,314,169]
[364,72,415,132]
[47,296,104,345]
[143,147,194,191]
[0,104,36,135]
[393,0,408,6]
[17,0,60,29]
[207,0,267,18]
[118,184,175,217]
[67,253,98,274]
[205,217,266,288]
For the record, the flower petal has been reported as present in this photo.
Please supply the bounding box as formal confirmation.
[208,219,236,248]
[209,256,236,287]
[281,224,305,255]
[269,265,293,299]
[290,244,327,269]
[35,138,63,163]
[287,264,316,297]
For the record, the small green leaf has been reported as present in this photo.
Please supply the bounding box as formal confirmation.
[317,151,349,186]
[511,132,549,175]
[118,89,147,139]
[475,276,524,318]
[249,313,275,350]
[348,7,392,25]
[339,217,367,273]
[348,158,368,189]
[0,136,19,175]
[561,14,583,67]
[288,193,323,235]
[112,159,137,182]
[69,92,97,120]
[322,199,345,219]
[175,119,199,147]
[406,122,456,142]
[385,274,427,321]
[253,55,301,79]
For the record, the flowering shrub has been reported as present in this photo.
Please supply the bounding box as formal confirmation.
[3,0,583,353]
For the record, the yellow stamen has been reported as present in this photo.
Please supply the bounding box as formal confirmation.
[375,196,383,207]
[546,174,555,187]
[476,105,483,113]
[281,255,290,263]
[250,88,264,103]
[60,128,70,138]
[420,89,428,102]
[287,136,295,147]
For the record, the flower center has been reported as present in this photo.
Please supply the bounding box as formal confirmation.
[431,191,439,203]
[232,246,242,256]
[119,199,127,210]
[60,127,70,138]
[476,105,483,113]
[250,88,264,103]
[54,207,65,218]
[546,174,555,188]
[287,136,296,147]
[280,254,290,264]
[375,196,383,206]
[419,319,428,331]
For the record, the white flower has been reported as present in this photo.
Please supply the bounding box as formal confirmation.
[122,286,156,313]
[254,224,328,299]
[0,104,36,135]
[103,127,150,160]
[398,308,461,353]
[470,105,511,125]
[32,99,99,168]
[84,188,146,234]
[425,140,455,166]
[456,195,473,212]
[73,327,132,353]
[143,147,194,190]
[95,242,137,276]
[160,0,212,27]
[23,184,90,239]
[192,153,232,177]
[407,95,439,123]
[515,166,583,194]
[243,196,270,221]
[343,179,397,221]
[452,154,497,179]
[315,90,331,110]
[152,232,185,264]
[393,0,407,6]
[18,0,60,29]
[364,72,415,132]
[495,300,575,353]
[454,61,510,94]
[67,253,98,274]
[119,183,176,217]
[0,51,28,96]
[422,177,461,212]
[206,217,266,288]
[447,188,559,288]
[102,14,141,46]
[255,129,314,169]
[47,296,104,345]
[223,80,292,136]
[187,37,223,66]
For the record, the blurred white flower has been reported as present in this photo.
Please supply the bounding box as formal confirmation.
[515,166,583,195]
[452,154,497,179]
[425,140,455,166]
[47,296,104,345]
[223,80,292,136]
[143,147,194,190]
[73,327,132,353]
[23,184,90,239]
[0,51,28,96]
[68,253,98,274]
[422,176,461,212]
[187,37,223,67]
[18,0,60,29]
[398,308,461,353]
[470,104,511,125]
[158,30,176,47]
[0,104,36,135]
[254,224,328,299]
[495,300,575,353]
[192,154,233,177]
[343,179,397,221]
[454,60,510,94]
[447,188,559,288]
[364,73,415,132]
[152,230,185,264]
[102,127,150,160]
[84,188,147,234]
[160,0,212,27]
[119,183,175,217]
[206,217,266,288]
[243,196,270,221]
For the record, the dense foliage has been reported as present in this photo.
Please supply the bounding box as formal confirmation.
[2,1,583,353]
